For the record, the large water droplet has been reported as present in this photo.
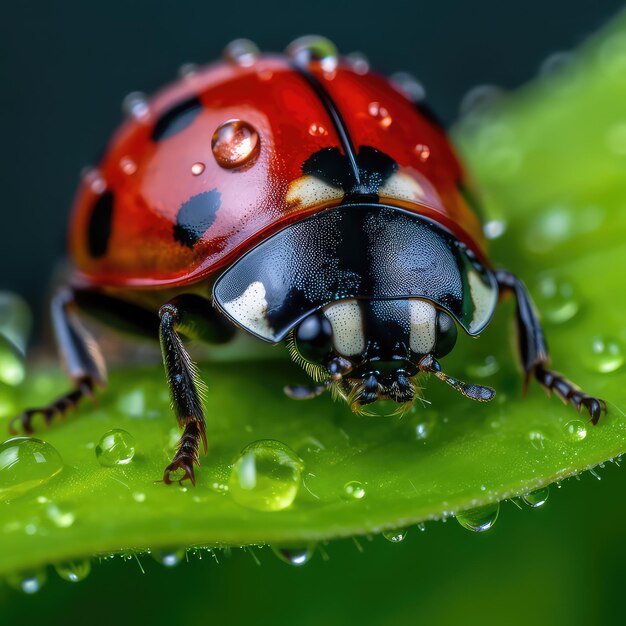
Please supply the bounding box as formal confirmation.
[584,337,624,373]
[456,502,499,532]
[0,437,63,500]
[564,419,587,442]
[223,39,260,67]
[229,440,303,512]
[522,486,550,508]
[383,528,408,543]
[605,121,626,156]
[6,570,47,593]
[286,35,338,72]
[152,547,186,567]
[54,559,91,582]
[342,480,366,501]
[212,119,260,169]
[95,429,136,467]
[272,544,315,566]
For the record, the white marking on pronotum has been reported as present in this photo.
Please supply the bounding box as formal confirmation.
[379,172,426,203]
[221,281,273,338]
[324,299,365,356]
[409,300,436,354]
[286,175,344,209]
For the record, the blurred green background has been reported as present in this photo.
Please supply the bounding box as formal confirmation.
[2,1,626,624]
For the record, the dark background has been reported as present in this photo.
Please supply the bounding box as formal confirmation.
[0,0,623,311]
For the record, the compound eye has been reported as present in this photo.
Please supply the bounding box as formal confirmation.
[295,312,333,363]
[434,310,458,358]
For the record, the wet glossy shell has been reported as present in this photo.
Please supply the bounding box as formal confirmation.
[69,54,487,288]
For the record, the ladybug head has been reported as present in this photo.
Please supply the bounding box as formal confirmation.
[289,298,494,412]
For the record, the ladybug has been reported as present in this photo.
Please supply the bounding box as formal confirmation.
[11,36,606,485]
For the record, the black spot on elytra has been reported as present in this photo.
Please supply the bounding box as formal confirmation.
[302,146,397,196]
[87,190,114,258]
[173,189,221,248]
[151,96,203,142]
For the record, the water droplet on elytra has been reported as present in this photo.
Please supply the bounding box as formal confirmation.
[584,337,624,373]
[383,528,408,543]
[6,569,47,594]
[223,38,260,67]
[308,123,327,136]
[95,429,136,467]
[286,35,338,73]
[414,143,430,162]
[342,480,366,501]
[522,486,550,508]
[229,440,303,512]
[54,559,91,582]
[152,547,186,567]
[0,437,63,500]
[564,419,587,442]
[119,156,137,175]
[191,162,205,176]
[456,502,499,532]
[368,102,392,128]
[212,119,260,169]
[272,544,315,566]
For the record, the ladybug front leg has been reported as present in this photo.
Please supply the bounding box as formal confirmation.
[158,301,208,486]
[10,287,107,434]
[495,270,607,423]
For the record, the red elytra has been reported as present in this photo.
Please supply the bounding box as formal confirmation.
[68,54,486,290]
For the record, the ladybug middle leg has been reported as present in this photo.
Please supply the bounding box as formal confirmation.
[496,270,607,423]
[10,287,107,434]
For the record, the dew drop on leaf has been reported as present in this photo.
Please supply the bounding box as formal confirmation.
[152,548,186,567]
[522,486,550,508]
[95,429,136,467]
[383,528,408,543]
[229,440,303,512]
[584,337,624,373]
[0,437,63,500]
[272,544,315,566]
[54,559,91,583]
[456,502,500,532]
[6,569,47,594]
[342,481,366,501]
[564,420,588,442]
[535,274,580,324]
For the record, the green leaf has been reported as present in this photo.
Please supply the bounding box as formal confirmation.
[1,14,626,576]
